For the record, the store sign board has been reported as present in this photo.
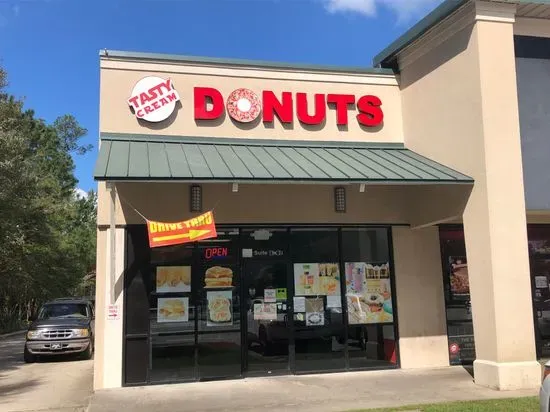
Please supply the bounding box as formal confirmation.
[128,76,180,122]
[147,211,217,248]
[194,87,383,127]
[127,80,384,129]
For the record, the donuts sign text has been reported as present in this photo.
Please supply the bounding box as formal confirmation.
[194,87,384,127]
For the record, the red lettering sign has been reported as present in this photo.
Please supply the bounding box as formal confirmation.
[192,87,383,128]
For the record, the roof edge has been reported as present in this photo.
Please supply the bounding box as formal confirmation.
[100,49,396,76]
[99,133,406,149]
[373,0,469,68]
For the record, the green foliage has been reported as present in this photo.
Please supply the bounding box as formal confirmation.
[0,66,96,332]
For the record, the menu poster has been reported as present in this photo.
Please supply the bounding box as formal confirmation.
[294,263,341,296]
[345,262,393,325]
[264,289,277,303]
[449,257,469,299]
[207,290,233,326]
[156,266,191,293]
[326,295,342,308]
[293,296,306,313]
[254,303,277,320]
[158,297,189,323]
[305,297,325,327]
[536,276,549,289]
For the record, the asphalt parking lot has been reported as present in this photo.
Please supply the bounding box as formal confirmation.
[0,332,93,412]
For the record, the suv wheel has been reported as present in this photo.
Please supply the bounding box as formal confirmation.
[24,346,36,363]
[81,340,93,360]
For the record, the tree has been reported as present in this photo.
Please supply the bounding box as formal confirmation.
[0,65,96,331]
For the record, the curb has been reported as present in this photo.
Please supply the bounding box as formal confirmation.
[0,329,26,339]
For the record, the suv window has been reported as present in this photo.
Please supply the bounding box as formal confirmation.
[38,303,90,320]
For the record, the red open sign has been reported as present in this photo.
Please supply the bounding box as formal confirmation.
[205,247,228,259]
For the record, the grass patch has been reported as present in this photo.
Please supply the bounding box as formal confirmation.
[351,396,538,411]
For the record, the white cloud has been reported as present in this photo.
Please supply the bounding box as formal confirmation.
[74,188,88,199]
[325,0,443,22]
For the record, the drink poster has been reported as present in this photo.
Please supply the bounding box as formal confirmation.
[345,262,393,324]
[293,263,340,296]
[449,257,469,300]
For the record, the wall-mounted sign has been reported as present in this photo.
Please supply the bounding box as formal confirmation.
[147,211,217,248]
[107,304,120,321]
[128,76,180,122]
[194,87,383,127]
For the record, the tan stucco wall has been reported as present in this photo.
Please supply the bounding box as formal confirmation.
[99,59,403,144]
[392,226,449,368]
[97,181,472,228]
[399,1,539,389]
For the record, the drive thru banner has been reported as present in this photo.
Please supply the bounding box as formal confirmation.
[147,211,217,248]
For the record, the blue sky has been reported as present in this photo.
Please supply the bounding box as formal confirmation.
[0,0,441,193]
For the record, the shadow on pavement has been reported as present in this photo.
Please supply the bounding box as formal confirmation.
[0,377,41,399]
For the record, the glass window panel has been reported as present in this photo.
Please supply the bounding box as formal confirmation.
[342,228,396,368]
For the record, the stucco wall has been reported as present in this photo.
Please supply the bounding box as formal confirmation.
[392,226,449,368]
[399,2,539,389]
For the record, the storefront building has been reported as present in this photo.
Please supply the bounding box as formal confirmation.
[94,0,550,392]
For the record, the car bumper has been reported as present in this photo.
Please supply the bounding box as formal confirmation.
[26,339,90,355]
[541,384,550,412]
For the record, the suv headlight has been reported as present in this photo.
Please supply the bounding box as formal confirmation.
[27,330,41,340]
[72,328,89,338]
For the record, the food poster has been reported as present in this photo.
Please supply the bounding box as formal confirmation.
[204,266,234,289]
[305,297,325,327]
[157,297,189,323]
[345,262,393,324]
[253,303,277,320]
[449,257,470,299]
[294,263,341,296]
[207,290,233,326]
[156,266,191,293]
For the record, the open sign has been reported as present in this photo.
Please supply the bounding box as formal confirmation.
[205,247,228,259]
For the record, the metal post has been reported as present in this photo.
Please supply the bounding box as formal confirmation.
[107,182,116,305]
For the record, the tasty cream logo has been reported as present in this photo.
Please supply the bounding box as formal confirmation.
[128,76,180,122]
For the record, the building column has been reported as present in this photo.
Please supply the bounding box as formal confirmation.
[464,1,540,390]
[94,183,125,390]
[392,226,449,369]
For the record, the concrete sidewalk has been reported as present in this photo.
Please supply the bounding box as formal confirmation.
[88,367,539,412]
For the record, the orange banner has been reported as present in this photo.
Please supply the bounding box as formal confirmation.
[147,211,217,248]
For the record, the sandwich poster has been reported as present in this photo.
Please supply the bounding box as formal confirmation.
[157,297,189,323]
[147,211,217,248]
[156,266,191,293]
[207,290,233,326]
[204,266,233,288]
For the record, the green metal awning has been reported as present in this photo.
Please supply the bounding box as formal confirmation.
[94,135,473,184]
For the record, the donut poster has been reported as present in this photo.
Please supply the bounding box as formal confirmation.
[345,262,393,324]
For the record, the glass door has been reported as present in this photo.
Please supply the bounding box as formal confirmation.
[241,228,291,376]
[243,261,291,375]
[196,230,242,380]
